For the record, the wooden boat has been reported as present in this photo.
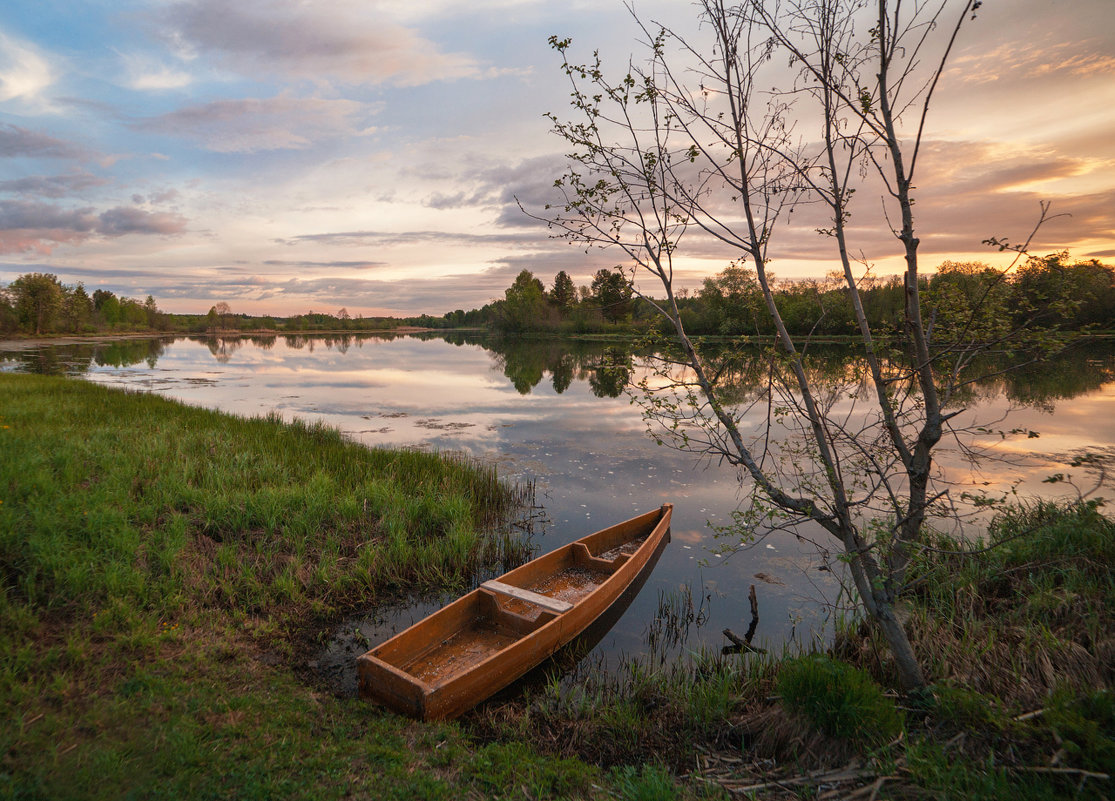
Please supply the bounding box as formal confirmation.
[356,503,673,720]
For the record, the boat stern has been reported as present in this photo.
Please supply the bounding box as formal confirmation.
[356,652,429,720]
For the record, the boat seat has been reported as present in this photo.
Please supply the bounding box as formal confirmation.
[573,542,629,571]
[480,580,573,614]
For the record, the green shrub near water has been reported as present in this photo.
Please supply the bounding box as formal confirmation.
[777,654,903,745]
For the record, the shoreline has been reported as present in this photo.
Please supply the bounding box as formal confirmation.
[0,327,437,353]
[0,331,179,352]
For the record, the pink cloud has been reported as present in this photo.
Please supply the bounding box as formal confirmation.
[133,95,375,153]
[157,0,484,87]
[0,200,187,254]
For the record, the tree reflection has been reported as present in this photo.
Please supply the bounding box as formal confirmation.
[0,338,169,375]
[5,334,1113,414]
[95,339,167,368]
[588,348,634,398]
[551,357,574,394]
[205,337,242,363]
[484,337,642,398]
[451,332,1115,410]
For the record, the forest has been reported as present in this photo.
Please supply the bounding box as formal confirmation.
[4,251,1112,339]
[0,273,433,336]
[467,252,1115,337]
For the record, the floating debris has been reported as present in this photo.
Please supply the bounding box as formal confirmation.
[415,419,476,430]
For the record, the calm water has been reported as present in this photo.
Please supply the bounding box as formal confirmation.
[5,332,1113,674]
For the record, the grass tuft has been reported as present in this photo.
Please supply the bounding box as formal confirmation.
[776,654,903,746]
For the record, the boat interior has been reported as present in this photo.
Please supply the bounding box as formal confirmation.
[371,532,650,686]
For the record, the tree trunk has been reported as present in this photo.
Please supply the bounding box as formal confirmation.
[873,600,925,691]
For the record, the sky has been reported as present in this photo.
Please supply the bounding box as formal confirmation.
[0,0,1112,317]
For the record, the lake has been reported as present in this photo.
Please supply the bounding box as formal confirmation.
[5,332,1113,677]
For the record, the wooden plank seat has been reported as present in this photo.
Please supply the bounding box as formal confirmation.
[573,542,629,571]
[480,580,573,614]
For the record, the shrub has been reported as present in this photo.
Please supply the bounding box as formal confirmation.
[610,764,678,801]
[777,654,903,745]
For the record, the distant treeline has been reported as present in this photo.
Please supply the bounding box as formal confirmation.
[0,273,165,336]
[0,275,444,337]
[454,252,1115,337]
[5,252,1111,339]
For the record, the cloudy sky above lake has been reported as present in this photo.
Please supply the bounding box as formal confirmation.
[0,0,1112,316]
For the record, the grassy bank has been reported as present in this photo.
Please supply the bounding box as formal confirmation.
[0,374,624,800]
[474,502,1114,799]
[2,373,1111,799]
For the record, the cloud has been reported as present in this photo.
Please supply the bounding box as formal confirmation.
[72,259,540,315]
[0,200,187,254]
[452,153,581,228]
[948,39,1115,86]
[491,249,619,284]
[116,51,193,91]
[263,259,389,270]
[424,191,473,210]
[0,200,97,232]
[487,138,1115,277]
[277,228,535,248]
[97,206,188,236]
[0,124,87,159]
[131,189,181,206]
[154,0,487,87]
[0,200,97,254]
[146,188,180,205]
[0,171,109,198]
[0,31,55,105]
[414,153,573,222]
[255,268,527,311]
[132,95,377,153]
[742,140,1115,267]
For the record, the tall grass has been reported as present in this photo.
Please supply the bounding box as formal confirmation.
[0,374,593,800]
[0,374,530,632]
[846,499,1115,706]
[776,654,902,745]
[474,505,1114,799]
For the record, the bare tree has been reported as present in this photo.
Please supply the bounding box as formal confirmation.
[534,0,1050,690]
[213,301,233,331]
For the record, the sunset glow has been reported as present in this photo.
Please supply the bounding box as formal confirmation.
[1,0,1112,316]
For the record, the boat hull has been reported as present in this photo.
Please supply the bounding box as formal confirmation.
[357,503,673,720]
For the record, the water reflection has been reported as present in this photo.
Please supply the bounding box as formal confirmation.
[485,337,637,397]
[9,332,1112,412]
[3,332,1114,664]
[0,337,172,374]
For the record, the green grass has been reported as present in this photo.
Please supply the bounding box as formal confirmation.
[776,654,902,746]
[0,374,622,801]
[475,502,1114,798]
[879,500,1115,707]
[835,499,1115,799]
[3,373,1111,800]
[0,374,529,625]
